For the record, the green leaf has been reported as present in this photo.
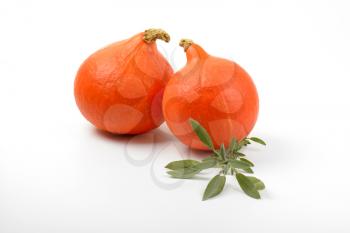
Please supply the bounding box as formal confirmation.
[165,160,200,170]
[239,158,254,167]
[229,138,239,152]
[241,167,254,174]
[167,168,200,179]
[239,139,250,147]
[213,149,222,159]
[219,144,226,158]
[249,137,266,146]
[201,155,216,162]
[195,160,217,170]
[234,152,246,157]
[203,175,226,201]
[229,159,253,169]
[189,119,214,149]
[235,173,261,199]
[247,176,265,190]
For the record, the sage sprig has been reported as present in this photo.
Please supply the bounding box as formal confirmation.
[165,118,266,201]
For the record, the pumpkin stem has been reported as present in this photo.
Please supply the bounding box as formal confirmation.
[143,28,170,43]
[179,39,194,51]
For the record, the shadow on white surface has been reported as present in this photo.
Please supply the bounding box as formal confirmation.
[92,126,174,145]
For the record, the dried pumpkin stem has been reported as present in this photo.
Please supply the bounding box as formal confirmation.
[143,28,170,43]
[179,39,194,51]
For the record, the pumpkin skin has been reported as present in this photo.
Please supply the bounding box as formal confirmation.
[74,29,173,134]
[162,40,259,150]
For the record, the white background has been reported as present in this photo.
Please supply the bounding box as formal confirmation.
[1,0,350,232]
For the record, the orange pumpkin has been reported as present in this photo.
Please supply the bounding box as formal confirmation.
[74,29,173,134]
[162,39,259,150]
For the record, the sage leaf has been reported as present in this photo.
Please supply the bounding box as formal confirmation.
[167,168,200,179]
[213,149,222,158]
[229,138,239,152]
[165,160,200,170]
[239,158,254,167]
[240,139,250,147]
[219,144,226,158]
[241,167,254,174]
[249,137,266,146]
[202,175,226,201]
[195,160,217,170]
[247,176,265,190]
[189,119,214,149]
[202,155,216,162]
[229,160,253,169]
[235,173,261,199]
[234,152,246,157]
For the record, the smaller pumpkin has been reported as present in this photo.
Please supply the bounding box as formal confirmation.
[162,39,259,150]
[74,29,173,134]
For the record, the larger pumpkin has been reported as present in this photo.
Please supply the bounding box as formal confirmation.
[74,29,173,134]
